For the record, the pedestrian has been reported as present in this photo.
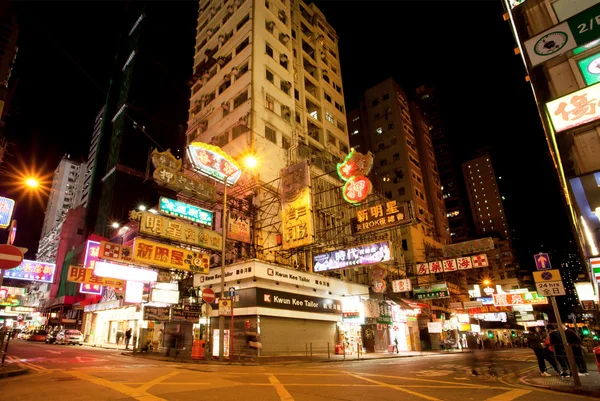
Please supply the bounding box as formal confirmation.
[525,328,551,376]
[565,325,589,376]
[154,328,164,352]
[548,324,571,378]
[393,337,399,354]
[541,330,561,375]
[125,328,132,350]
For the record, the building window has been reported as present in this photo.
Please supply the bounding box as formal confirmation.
[337,121,345,132]
[232,124,249,139]
[266,95,275,111]
[235,37,250,54]
[402,239,408,250]
[294,89,299,100]
[282,136,291,150]
[340,143,348,154]
[234,91,249,108]
[325,111,334,124]
[385,191,392,199]
[266,69,274,83]
[238,62,249,77]
[266,43,274,58]
[237,13,250,31]
[324,92,332,103]
[327,131,336,145]
[335,102,344,113]
[376,127,383,135]
[265,126,277,143]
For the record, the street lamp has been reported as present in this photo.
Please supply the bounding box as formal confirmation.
[218,154,257,362]
[25,178,40,188]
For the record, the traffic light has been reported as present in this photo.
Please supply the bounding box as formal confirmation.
[581,326,590,337]
[511,330,516,338]
[487,330,494,339]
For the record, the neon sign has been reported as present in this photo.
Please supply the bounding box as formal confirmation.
[4,260,56,283]
[0,197,15,229]
[158,197,213,226]
[337,149,374,205]
[187,142,241,186]
[80,240,103,295]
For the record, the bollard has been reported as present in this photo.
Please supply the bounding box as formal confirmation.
[328,343,330,360]
[357,343,360,359]
[343,344,346,360]
[306,343,308,359]
[310,343,313,362]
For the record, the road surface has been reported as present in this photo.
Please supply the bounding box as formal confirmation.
[2,340,596,401]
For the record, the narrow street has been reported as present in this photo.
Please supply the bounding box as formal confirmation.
[2,341,597,401]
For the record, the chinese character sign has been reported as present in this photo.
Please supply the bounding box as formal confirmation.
[337,149,374,205]
[442,238,494,258]
[187,142,242,186]
[66,266,124,288]
[492,292,548,306]
[392,279,412,293]
[0,196,15,229]
[152,149,215,201]
[227,212,251,243]
[159,197,213,226]
[3,260,56,283]
[354,200,410,233]
[546,83,600,133]
[313,241,392,272]
[81,240,103,295]
[281,161,314,250]
[416,254,488,275]
[99,241,133,263]
[132,237,210,274]
[137,211,222,252]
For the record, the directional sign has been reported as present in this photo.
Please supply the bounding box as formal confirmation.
[201,288,215,304]
[536,281,566,297]
[533,269,562,282]
[534,253,552,270]
[0,244,24,270]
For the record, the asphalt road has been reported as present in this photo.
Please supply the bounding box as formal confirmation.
[1,340,596,401]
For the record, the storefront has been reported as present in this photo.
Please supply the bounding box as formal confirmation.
[83,300,143,347]
[338,295,365,354]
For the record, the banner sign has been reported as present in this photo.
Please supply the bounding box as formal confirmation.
[187,142,242,186]
[143,306,170,321]
[171,309,201,323]
[313,241,392,272]
[3,260,56,283]
[442,238,494,258]
[392,279,412,293]
[133,237,210,274]
[281,161,314,250]
[99,241,133,264]
[352,200,410,234]
[492,292,548,306]
[546,82,600,133]
[80,240,103,295]
[413,283,450,300]
[256,288,342,314]
[337,149,374,205]
[159,197,213,226]
[468,305,513,314]
[227,212,251,243]
[67,265,124,288]
[134,210,221,252]
[416,254,488,275]
[0,196,15,229]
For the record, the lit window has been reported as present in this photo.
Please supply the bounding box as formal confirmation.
[352,130,359,135]
[326,111,334,124]
[376,127,383,134]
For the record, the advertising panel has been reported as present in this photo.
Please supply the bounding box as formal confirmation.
[136,211,222,252]
[80,240,103,295]
[66,265,124,288]
[352,200,410,234]
[186,142,242,186]
[256,288,342,314]
[546,83,600,133]
[492,292,548,306]
[578,52,600,86]
[159,197,213,226]
[313,241,392,272]
[143,306,170,321]
[416,254,488,275]
[227,212,251,243]
[132,237,210,274]
[280,161,314,250]
[391,279,412,293]
[413,283,450,300]
[3,260,56,283]
[0,196,15,229]
[337,149,374,205]
[152,149,215,201]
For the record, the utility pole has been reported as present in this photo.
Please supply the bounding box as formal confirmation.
[551,297,581,386]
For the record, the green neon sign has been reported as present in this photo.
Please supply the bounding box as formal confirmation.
[158,197,213,226]
[578,52,600,86]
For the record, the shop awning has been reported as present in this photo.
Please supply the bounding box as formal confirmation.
[479,321,525,331]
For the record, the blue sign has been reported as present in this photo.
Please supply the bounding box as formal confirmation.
[158,197,213,226]
[0,197,15,229]
[476,297,494,305]
[228,287,236,299]
[534,253,552,270]
[3,260,56,283]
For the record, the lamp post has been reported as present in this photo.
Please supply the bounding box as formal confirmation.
[218,155,257,362]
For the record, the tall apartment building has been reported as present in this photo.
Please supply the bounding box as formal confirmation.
[462,153,509,239]
[79,106,104,209]
[0,3,18,165]
[503,1,600,286]
[347,78,449,268]
[416,86,470,242]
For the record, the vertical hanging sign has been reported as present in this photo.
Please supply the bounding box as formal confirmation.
[337,149,374,205]
[280,161,314,250]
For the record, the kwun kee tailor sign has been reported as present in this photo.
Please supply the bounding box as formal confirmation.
[256,288,342,314]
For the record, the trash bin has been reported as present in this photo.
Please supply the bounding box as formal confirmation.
[192,340,206,360]
[593,346,600,373]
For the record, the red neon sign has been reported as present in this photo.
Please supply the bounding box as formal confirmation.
[342,176,372,205]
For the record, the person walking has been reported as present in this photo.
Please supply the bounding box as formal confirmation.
[154,329,164,353]
[540,329,561,375]
[125,328,132,350]
[548,324,571,378]
[526,328,551,376]
[565,326,589,376]
[393,337,399,354]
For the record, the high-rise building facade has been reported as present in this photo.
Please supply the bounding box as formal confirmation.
[416,86,470,243]
[462,153,509,239]
[79,106,104,209]
[347,78,449,267]
[502,1,600,284]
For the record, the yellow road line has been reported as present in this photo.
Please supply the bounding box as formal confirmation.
[125,382,210,386]
[497,369,599,400]
[348,373,441,401]
[353,372,489,388]
[266,374,295,401]
[68,370,166,401]
[484,389,532,401]
[136,371,179,393]
[249,383,494,389]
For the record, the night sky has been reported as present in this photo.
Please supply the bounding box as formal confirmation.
[1,1,574,265]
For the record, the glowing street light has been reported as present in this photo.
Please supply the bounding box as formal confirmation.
[138,205,147,211]
[483,280,491,286]
[25,178,40,188]
[111,222,120,229]
[243,154,258,170]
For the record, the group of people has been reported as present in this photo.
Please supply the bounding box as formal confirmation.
[526,324,588,378]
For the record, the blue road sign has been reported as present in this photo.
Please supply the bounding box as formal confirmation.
[228,287,236,299]
[534,253,552,270]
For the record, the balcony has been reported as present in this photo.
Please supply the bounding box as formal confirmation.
[307,120,322,143]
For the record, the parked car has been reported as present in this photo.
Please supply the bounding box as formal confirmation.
[45,329,60,344]
[27,330,48,342]
[55,329,83,345]
[18,330,31,340]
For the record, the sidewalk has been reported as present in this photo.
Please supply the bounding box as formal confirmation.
[519,356,600,397]
[0,365,28,379]
[126,348,471,366]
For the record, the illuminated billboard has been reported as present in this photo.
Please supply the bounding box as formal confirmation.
[158,197,213,226]
[313,241,392,272]
[578,52,600,86]
[187,142,241,186]
[3,260,56,283]
[0,197,15,229]
[546,83,600,133]
[80,240,103,295]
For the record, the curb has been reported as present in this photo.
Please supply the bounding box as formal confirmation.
[519,374,600,397]
[0,367,29,379]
